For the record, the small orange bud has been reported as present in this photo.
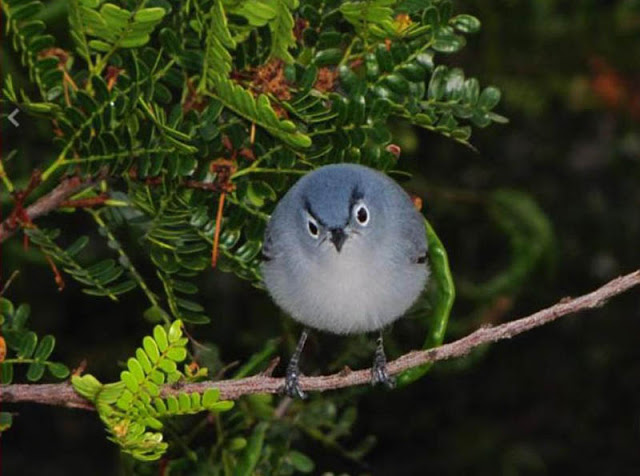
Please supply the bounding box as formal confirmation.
[0,336,6,362]
[186,361,200,377]
[411,195,423,211]
[394,13,413,33]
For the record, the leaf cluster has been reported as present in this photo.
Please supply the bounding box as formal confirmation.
[0,297,71,433]
[72,320,234,460]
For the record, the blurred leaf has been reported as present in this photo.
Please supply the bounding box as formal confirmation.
[399,219,455,386]
[0,412,13,433]
[235,422,269,476]
[462,190,554,299]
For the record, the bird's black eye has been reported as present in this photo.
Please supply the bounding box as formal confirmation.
[307,219,319,238]
[355,203,369,226]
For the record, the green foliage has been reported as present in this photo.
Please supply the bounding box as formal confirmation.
[0,293,69,436]
[72,1,166,55]
[72,320,234,460]
[1,0,61,98]
[206,72,312,147]
[399,218,455,386]
[2,0,505,314]
[268,0,299,63]
[0,297,71,385]
[26,227,138,300]
[1,0,511,471]
[461,189,555,300]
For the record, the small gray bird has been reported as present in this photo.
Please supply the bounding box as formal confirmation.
[261,163,428,398]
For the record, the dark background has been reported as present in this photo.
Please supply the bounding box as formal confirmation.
[2,0,640,474]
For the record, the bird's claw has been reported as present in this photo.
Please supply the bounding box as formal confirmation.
[371,342,395,388]
[371,360,396,388]
[280,367,307,399]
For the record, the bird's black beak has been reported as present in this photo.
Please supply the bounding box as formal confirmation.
[330,228,347,252]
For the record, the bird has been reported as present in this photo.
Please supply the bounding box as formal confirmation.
[261,163,429,398]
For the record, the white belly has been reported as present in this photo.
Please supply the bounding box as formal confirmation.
[263,242,428,334]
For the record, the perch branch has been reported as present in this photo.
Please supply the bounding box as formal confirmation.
[1,270,639,409]
[0,176,92,243]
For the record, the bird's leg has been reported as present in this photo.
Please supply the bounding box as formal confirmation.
[371,331,395,388]
[281,328,309,399]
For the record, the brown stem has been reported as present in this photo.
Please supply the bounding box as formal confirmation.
[0,177,92,243]
[1,270,639,410]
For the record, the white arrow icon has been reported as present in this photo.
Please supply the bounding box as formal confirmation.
[8,108,19,127]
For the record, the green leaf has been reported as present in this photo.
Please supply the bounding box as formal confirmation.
[121,370,139,392]
[76,1,166,54]
[127,357,145,382]
[202,388,220,407]
[66,236,90,257]
[0,298,14,320]
[166,347,187,362]
[427,65,447,100]
[13,303,30,329]
[288,450,315,473]
[246,181,277,208]
[0,412,13,432]
[48,362,71,379]
[34,335,55,360]
[235,422,268,476]
[26,362,46,381]
[143,336,160,363]
[229,437,247,451]
[143,306,170,323]
[268,0,299,63]
[72,374,103,401]
[398,219,455,386]
[451,14,481,34]
[201,0,235,81]
[477,86,501,110]
[209,400,234,412]
[168,320,183,342]
[134,7,166,23]
[18,332,37,359]
[153,325,169,351]
[158,358,177,373]
[1,363,14,384]
[208,74,311,148]
[11,2,43,21]
[312,48,342,66]
[433,31,466,53]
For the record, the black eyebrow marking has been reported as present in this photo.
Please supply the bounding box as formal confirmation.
[303,198,326,226]
[348,185,364,210]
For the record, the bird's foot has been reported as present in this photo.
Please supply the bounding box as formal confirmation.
[371,339,395,389]
[279,329,309,399]
[280,364,306,399]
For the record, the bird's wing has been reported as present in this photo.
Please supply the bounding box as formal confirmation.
[415,250,428,264]
[261,232,274,261]
[407,219,428,265]
[261,221,277,262]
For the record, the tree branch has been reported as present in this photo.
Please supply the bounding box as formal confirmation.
[0,176,92,243]
[1,270,639,410]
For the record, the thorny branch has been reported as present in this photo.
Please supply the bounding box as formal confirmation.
[0,176,92,243]
[1,269,639,410]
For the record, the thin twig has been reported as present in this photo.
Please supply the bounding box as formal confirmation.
[0,177,92,243]
[1,270,639,410]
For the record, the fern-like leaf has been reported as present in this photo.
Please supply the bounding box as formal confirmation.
[201,0,236,83]
[207,73,312,148]
[26,228,137,301]
[268,0,299,63]
[71,320,234,460]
